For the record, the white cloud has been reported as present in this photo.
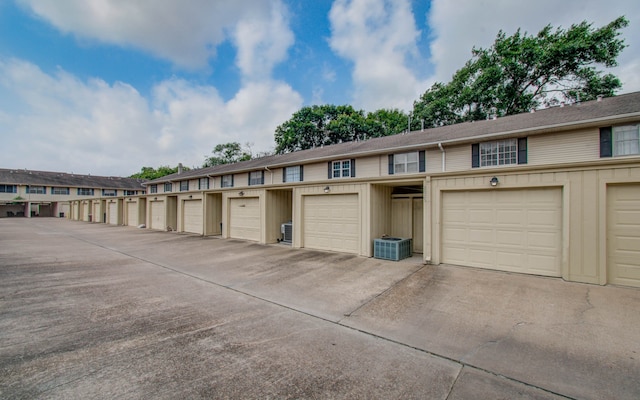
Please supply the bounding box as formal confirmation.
[232,1,294,80]
[427,0,640,93]
[0,59,302,176]
[17,0,294,76]
[328,0,428,111]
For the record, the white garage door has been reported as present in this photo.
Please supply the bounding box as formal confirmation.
[126,202,138,226]
[229,197,261,241]
[150,201,165,230]
[303,194,359,254]
[607,184,640,288]
[108,202,118,225]
[442,188,562,276]
[183,200,203,234]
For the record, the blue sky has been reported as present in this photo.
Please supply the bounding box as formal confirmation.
[0,0,638,176]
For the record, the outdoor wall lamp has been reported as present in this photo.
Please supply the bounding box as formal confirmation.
[239,191,245,197]
[324,186,330,193]
[188,195,192,199]
[154,197,157,201]
[490,176,499,187]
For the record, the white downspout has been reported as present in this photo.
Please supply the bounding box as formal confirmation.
[438,143,445,172]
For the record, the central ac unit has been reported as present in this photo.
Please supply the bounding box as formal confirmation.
[281,222,293,243]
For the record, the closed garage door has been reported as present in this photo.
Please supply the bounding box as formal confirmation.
[442,188,562,276]
[82,203,90,221]
[93,203,101,223]
[229,198,260,241]
[303,194,359,254]
[108,202,118,225]
[150,201,165,230]
[183,200,203,234]
[607,184,640,287]
[126,202,138,226]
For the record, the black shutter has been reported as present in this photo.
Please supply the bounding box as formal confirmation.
[248,173,251,186]
[600,127,613,158]
[419,150,426,172]
[299,165,304,182]
[231,175,234,188]
[350,159,356,177]
[261,171,265,185]
[471,143,480,168]
[517,137,528,164]
[388,154,394,175]
[282,167,287,183]
[328,162,332,179]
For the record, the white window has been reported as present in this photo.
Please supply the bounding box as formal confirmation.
[164,183,172,192]
[221,175,233,188]
[150,185,158,194]
[284,166,302,182]
[249,171,264,186]
[102,189,117,196]
[28,186,46,194]
[394,152,419,174]
[613,125,640,156]
[51,187,69,195]
[198,177,209,190]
[180,181,189,191]
[78,188,94,196]
[124,190,137,196]
[332,160,351,178]
[480,139,518,167]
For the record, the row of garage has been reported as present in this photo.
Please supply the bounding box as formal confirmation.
[68,164,640,288]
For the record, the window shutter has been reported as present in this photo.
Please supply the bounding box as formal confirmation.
[517,137,528,164]
[299,165,304,182]
[260,171,264,185]
[471,144,480,168]
[248,173,251,186]
[231,175,234,187]
[388,154,394,175]
[419,150,426,172]
[283,167,287,183]
[600,127,613,158]
[328,162,332,179]
[350,159,356,177]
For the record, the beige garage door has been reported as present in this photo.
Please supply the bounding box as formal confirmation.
[229,197,261,241]
[108,202,118,225]
[607,184,640,287]
[442,188,562,276]
[303,194,359,254]
[82,203,90,221]
[183,200,203,234]
[150,201,165,230]
[93,203,101,223]
[126,202,138,226]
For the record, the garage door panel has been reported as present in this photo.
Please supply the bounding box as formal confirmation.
[108,203,118,225]
[608,184,640,287]
[183,200,202,234]
[303,194,359,254]
[127,204,137,226]
[150,201,165,230]
[229,198,260,241]
[442,188,562,277]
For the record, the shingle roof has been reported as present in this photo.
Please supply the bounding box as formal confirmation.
[148,91,640,184]
[0,168,147,189]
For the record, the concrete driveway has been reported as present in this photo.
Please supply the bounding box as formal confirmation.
[1,219,639,399]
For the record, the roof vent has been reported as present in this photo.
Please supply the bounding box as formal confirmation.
[597,95,604,102]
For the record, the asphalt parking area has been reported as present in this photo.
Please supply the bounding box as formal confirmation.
[1,219,639,399]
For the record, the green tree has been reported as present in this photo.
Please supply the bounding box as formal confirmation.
[413,17,628,127]
[274,105,408,154]
[129,165,190,180]
[203,142,252,167]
